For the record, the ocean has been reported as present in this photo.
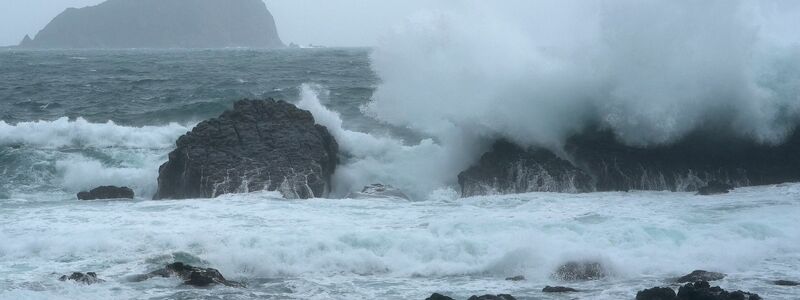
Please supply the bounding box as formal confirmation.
[1,49,799,299]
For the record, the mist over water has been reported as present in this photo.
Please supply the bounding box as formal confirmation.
[368,0,800,150]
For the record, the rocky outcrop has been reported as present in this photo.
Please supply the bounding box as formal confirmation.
[637,281,761,300]
[672,270,726,283]
[154,99,338,200]
[552,261,609,281]
[58,272,104,285]
[346,184,410,200]
[636,287,676,300]
[504,275,525,281]
[458,140,593,196]
[426,293,456,300]
[21,0,283,49]
[542,286,578,293]
[131,262,243,287]
[77,186,134,200]
[459,129,800,196]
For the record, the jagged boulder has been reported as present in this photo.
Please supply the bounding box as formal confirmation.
[552,261,609,281]
[77,186,134,200]
[459,129,800,197]
[154,99,338,200]
[131,262,243,287]
[58,272,104,285]
[677,281,761,300]
[673,270,726,283]
[458,140,594,197]
[636,287,676,300]
[426,293,456,300]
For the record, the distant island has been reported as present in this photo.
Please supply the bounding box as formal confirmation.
[19,0,284,49]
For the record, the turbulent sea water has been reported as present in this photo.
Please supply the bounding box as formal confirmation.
[1,49,799,300]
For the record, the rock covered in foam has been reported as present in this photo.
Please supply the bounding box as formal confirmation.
[132,262,244,287]
[58,272,104,285]
[154,99,338,200]
[552,260,609,281]
[696,181,733,195]
[77,186,134,200]
[346,183,410,200]
[458,140,594,196]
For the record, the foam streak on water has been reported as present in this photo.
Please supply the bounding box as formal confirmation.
[1,185,799,299]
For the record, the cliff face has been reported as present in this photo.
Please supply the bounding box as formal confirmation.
[22,0,283,49]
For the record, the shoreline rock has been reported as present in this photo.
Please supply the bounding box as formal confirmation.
[459,129,800,197]
[58,272,104,285]
[77,186,134,200]
[542,286,578,293]
[154,99,338,200]
[131,262,244,287]
[552,261,609,281]
[672,270,726,283]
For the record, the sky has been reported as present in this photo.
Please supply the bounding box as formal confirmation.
[0,0,449,47]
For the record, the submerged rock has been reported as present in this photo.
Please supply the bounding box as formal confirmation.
[696,181,733,195]
[346,183,410,200]
[542,286,578,293]
[636,287,676,300]
[154,99,338,200]
[133,262,243,287]
[77,186,134,200]
[552,261,609,281]
[673,270,727,283]
[426,293,456,300]
[773,280,799,286]
[59,272,104,285]
[677,281,761,300]
[467,295,517,300]
[505,275,526,281]
[458,140,594,196]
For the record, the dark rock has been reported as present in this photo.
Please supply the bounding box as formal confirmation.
[467,295,517,300]
[20,0,283,49]
[552,261,609,281]
[77,186,134,200]
[677,281,761,300]
[673,270,726,283]
[346,183,410,200]
[135,262,244,287]
[154,99,338,200]
[459,129,800,196]
[459,140,594,196]
[774,280,799,286]
[425,293,456,300]
[697,181,733,195]
[505,275,526,281]
[58,272,104,285]
[636,287,677,300]
[542,286,578,293]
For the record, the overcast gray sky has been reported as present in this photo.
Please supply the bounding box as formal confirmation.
[0,0,450,47]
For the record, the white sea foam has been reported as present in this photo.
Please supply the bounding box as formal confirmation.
[0,117,190,149]
[0,118,190,198]
[1,185,799,299]
[368,0,800,149]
